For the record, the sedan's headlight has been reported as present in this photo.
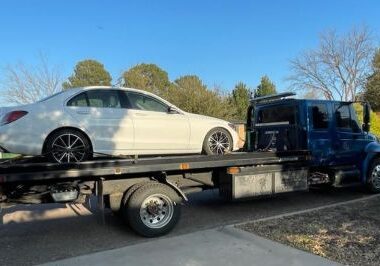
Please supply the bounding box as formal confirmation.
[228,123,237,131]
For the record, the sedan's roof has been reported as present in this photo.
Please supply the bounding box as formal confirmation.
[63,86,177,108]
[73,86,152,94]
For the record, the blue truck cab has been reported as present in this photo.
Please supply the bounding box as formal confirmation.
[246,93,380,192]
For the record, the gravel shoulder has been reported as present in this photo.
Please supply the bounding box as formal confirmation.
[238,195,380,266]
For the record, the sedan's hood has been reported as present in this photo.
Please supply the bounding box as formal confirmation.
[185,112,228,124]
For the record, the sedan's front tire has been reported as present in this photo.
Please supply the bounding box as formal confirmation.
[44,129,92,163]
[202,127,233,155]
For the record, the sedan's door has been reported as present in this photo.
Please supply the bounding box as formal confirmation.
[123,91,190,152]
[65,89,134,154]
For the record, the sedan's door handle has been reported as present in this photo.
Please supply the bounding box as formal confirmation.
[135,113,148,116]
[76,110,90,115]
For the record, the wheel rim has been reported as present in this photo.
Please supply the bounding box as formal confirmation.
[51,133,86,163]
[208,131,231,155]
[371,165,380,190]
[139,194,174,229]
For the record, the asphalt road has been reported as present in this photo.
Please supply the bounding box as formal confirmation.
[0,186,371,266]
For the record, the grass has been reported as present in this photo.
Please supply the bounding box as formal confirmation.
[237,196,380,266]
[0,153,19,159]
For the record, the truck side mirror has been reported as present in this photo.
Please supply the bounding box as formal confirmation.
[362,102,371,132]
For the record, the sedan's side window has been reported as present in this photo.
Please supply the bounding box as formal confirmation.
[126,92,168,113]
[86,90,121,108]
[67,92,88,107]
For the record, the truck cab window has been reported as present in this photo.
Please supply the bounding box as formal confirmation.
[257,105,295,125]
[311,104,328,129]
[335,104,351,129]
[335,103,361,132]
[349,104,361,132]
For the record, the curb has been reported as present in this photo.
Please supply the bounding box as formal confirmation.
[233,193,380,227]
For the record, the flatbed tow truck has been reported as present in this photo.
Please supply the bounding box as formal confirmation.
[0,93,379,237]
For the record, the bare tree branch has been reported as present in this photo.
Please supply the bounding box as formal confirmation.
[1,54,63,105]
[287,26,374,101]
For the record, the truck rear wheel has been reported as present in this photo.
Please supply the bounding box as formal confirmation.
[124,183,181,237]
[367,158,380,193]
[121,182,150,222]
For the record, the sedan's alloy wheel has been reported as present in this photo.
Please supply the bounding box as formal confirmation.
[208,130,231,155]
[51,133,86,163]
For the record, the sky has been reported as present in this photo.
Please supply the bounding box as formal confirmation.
[0,0,380,94]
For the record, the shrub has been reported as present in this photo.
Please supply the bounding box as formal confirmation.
[353,103,380,137]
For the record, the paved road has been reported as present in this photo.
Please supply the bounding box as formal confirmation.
[0,186,369,266]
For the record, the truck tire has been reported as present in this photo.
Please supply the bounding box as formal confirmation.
[367,158,380,193]
[121,182,150,222]
[124,182,182,237]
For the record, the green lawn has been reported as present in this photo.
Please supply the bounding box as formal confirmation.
[0,153,19,159]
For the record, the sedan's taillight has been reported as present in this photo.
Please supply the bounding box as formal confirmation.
[1,111,28,125]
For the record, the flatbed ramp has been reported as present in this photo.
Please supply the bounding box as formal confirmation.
[0,151,310,183]
[0,150,310,237]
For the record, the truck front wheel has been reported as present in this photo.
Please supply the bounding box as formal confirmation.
[124,183,182,237]
[367,158,380,193]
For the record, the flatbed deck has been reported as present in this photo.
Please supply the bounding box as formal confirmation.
[0,150,310,183]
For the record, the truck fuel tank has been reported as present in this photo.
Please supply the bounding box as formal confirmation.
[219,164,308,200]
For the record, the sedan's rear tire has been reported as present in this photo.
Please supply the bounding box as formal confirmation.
[202,127,232,155]
[44,129,92,163]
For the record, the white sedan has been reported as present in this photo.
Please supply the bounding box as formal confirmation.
[0,86,239,163]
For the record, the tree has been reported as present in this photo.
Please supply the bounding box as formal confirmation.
[288,27,374,101]
[230,82,250,121]
[171,75,232,119]
[122,63,171,99]
[63,59,112,89]
[255,76,277,98]
[364,49,380,111]
[1,55,62,105]
[354,103,380,137]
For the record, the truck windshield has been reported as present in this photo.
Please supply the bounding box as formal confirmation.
[335,103,361,132]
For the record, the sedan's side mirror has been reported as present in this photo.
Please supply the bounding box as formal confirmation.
[168,106,179,114]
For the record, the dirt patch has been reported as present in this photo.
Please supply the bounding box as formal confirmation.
[237,196,380,266]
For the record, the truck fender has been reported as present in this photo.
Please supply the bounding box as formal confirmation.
[155,172,188,202]
[362,142,380,183]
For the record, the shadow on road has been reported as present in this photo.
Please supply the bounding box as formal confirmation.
[0,186,369,266]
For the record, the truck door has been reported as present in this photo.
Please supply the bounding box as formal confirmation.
[307,102,333,165]
[333,103,367,165]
